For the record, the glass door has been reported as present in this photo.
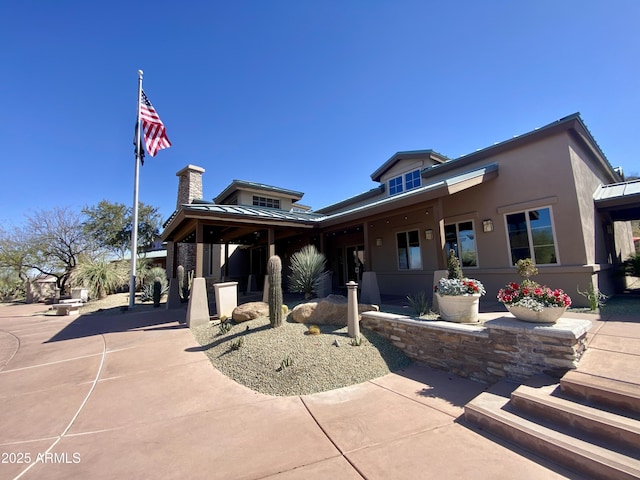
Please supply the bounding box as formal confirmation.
[345,245,365,283]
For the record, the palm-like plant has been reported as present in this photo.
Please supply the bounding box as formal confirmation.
[288,245,329,299]
[72,259,128,299]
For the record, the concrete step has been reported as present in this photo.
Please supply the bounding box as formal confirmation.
[561,370,640,417]
[465,391,640,480]
[511,384,640,454]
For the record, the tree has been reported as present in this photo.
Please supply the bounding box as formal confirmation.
[0,224,31,286]
[0,208,96,294]
[23,207,94,293]
[82,200,163,258]
[0,225,32,299]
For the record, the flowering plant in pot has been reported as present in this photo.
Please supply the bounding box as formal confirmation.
[434,250,486,323]
[497,258,571,323]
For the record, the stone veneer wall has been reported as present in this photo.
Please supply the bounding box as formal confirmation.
[361,312,591,384]
[176,165,205,208]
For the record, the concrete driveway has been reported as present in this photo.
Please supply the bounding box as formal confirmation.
[0,303,588,479]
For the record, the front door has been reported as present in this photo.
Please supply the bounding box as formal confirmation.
[345,245,365,283]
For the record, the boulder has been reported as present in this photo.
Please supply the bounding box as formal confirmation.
[290,294,379,325]
[232,301,269,322]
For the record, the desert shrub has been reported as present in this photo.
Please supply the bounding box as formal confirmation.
[218,321,232,335]
[142,266,167,285]
[624,253,640,277]
[229,337,244,351]
[288,245,329,299]
[72,259,128,299]
[278,355,293,371]
[407,291,429,316]
[139,267,168,302]
[577,283,608,311]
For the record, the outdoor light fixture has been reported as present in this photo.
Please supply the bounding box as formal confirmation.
[425,229,434,240]
[376,237,383,247]
[483,219,494,233]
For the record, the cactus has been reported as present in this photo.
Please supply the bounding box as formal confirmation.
[177,265,191,303]
[267,255,283,328]
[153,277,162,307]
[447,249,464,280]
[177,265,185,302]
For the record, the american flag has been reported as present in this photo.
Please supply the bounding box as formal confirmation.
[139,90,171,157]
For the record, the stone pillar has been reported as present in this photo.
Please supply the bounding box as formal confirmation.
[347,281,360,339]
[186,277,210,328]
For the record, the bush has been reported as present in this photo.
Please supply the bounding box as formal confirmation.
[407,291,429,316]
[288,245,329,299]
[624,253,640,277]
[72,259,128,299]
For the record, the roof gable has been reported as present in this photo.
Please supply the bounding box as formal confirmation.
[214,180,304,205]
[370,150,449,183]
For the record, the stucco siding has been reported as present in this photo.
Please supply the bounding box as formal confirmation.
[363,132,609,306]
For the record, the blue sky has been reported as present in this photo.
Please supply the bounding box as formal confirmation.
[1,1,638,227]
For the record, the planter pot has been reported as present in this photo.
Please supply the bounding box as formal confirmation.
[505,305,567,323]
[435,293,481,323]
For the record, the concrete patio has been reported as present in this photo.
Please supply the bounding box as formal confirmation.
[0,301,637,479]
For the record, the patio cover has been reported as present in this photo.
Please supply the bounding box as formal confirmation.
[594,179,640,221]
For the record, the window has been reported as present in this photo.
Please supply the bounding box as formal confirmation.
[444,221,478,267]
[388,169,421,196]
[405,170,421,190]
[506,207,557,265]
[252,196,280,209]
[397,230,422,270]
[389,176,403,195]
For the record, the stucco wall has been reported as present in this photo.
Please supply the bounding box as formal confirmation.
[236,190,294,210]
[363,131,625,307]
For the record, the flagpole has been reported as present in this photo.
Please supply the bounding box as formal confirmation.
[129,69,144,308]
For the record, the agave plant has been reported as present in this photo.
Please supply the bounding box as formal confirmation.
[287,245,329,299]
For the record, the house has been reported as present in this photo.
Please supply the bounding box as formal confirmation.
[161,113,638,307]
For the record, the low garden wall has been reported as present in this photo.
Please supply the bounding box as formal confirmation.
[360,312,591,384]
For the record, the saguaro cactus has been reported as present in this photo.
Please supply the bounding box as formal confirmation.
[153,277,162,307]
[177,265,189,303]
[267,255,283,328]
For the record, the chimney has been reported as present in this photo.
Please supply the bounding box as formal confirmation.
[176,165,205,208]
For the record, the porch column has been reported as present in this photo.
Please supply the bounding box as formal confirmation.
[195,221,204,278]
[434,198,447,270]
[166,240,176,278]
[363,222,371,270]
[224,242,230,279]
[268,228,276,258]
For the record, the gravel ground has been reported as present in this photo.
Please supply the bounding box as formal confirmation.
[192,317,411,396]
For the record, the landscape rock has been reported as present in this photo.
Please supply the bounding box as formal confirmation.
[232,301,269,322]
[290,294,379,325]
